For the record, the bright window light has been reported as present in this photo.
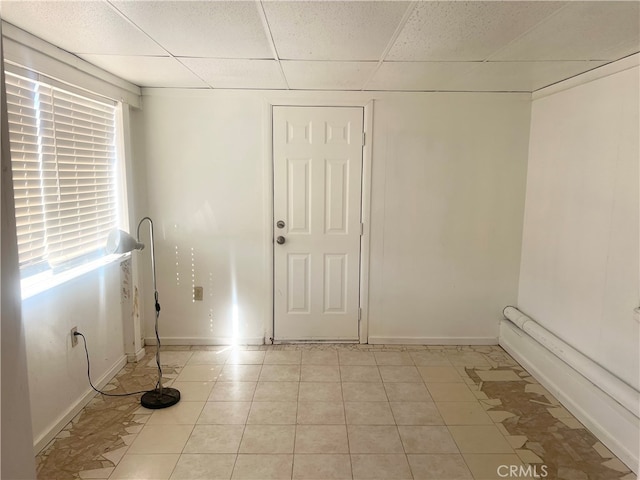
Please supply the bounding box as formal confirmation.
[5,70,123,292]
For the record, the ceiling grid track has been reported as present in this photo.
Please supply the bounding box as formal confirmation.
[104,0,211,88]
[484,1,571,63]
[360,1,419,92]
[256,0,290,90]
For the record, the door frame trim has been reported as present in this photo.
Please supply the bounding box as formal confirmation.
[263,99,374,344]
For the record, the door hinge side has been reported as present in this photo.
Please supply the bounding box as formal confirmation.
[358,308,362,322]
[362,132,366,147]
[360,222,364,236]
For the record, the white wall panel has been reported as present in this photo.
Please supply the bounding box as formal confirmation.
[22,263,127,450]
[1,31,37,475]
[368,93,530,341]
[518,66,640,390]
[138,92,268,343]
[138,89,530,344]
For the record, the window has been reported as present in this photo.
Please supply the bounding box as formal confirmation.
[5,71,121,280]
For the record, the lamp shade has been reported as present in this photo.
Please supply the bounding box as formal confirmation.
[106,229,145,254]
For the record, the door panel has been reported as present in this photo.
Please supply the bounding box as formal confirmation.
[287,158,311,233]
[324,254,347,313]
[273,106,363,341]
[325,158,348,234]
[288,253,310,313]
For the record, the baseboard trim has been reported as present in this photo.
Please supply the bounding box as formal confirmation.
[500,320,639,474]
[33,355,128,454]
[126,347,146,363]
[144,336,265,346]
[368,336,498,345]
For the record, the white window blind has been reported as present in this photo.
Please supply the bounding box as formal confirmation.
[6,71,120,278]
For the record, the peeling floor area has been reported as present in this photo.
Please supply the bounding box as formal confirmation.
[35,344,634,480]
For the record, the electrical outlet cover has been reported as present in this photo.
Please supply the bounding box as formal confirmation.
[194,286,204,301]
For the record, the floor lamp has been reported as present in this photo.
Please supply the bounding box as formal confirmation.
[106,217,181,409]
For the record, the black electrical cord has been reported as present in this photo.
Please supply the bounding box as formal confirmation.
[75,331,150,397]
[153,291,163,391]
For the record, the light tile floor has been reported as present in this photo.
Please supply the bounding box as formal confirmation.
[36,345,634,480]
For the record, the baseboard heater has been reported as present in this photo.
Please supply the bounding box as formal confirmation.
[501,306,640,472]
[502,306,639,417]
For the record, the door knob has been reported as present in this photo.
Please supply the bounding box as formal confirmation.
[276,236,286,245]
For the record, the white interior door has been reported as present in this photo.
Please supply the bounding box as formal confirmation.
[273,106,364,341]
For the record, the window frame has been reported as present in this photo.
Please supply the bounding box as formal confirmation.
[4,65,130,299]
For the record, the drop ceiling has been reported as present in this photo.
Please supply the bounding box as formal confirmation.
[1,0,638,92]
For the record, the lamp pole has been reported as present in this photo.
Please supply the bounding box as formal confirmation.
[136,217,180,409]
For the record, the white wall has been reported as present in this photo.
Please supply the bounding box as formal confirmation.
[1,30,37,478]
[138,90,531,344]
[22,262,129,451]
[518,64,640,390]
[123,106,149,361]
[139,91,268,344]
[368,94,530,342]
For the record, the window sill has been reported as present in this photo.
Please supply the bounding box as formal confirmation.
[21,253,131,300]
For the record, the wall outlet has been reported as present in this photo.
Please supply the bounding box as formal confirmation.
[194,286,204,301]
[71,327,78,347]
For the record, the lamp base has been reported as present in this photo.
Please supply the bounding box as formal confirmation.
[141,387,180,409]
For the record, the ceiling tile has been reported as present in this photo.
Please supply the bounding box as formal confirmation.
[79,55,208,88]
[0,1,165,55]
[180,58,286,89]
[111,1,273,58]
[387,1,566,61]
[4,0,637,92]
[366,62,478,91]
[491,2,640,61]
[281,61,377,90]
[445,61,609,92]
[263,1,412,60]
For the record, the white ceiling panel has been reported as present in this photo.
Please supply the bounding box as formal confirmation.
[491,2,640,61]
[0,1,165,55]
[386,1,567,61]
[446,61,609,92]
[366,62,478,91]
[281,61,377,90]
[79,55,208,88]
[180,58,287,89]
[3,1,638,92]
[263,1,412,60]
[110,1,273,58]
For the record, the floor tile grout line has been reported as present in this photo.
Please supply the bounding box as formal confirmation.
[291,378,301,479]
[229,360,262,479]
[167,422,197,480]
[395,421,415,479]
[339,362,355,480]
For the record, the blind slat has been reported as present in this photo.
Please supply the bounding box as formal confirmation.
[46,228,114,254]
[43,207,117,226]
